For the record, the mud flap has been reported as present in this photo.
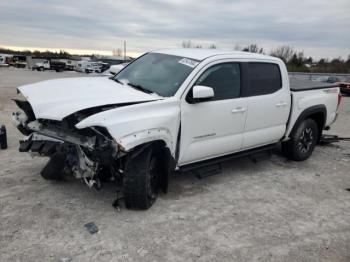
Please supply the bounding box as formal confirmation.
[157,147,174,194]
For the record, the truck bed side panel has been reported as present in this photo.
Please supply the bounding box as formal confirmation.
[285,87,339,138]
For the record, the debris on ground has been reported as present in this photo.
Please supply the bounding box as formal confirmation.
[60,257,73,262]
[112,199,120,211]
[112,194,123,212]
[136,247,149,257]
[178,214,186,220]
[84,222,99,234]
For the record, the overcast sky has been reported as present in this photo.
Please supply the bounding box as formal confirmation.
[0,0,349,59]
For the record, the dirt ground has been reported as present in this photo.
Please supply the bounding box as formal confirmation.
[0,67,350,262]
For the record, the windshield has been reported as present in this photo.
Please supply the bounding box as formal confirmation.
[114,53,199,96]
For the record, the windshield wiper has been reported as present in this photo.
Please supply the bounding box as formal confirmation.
[127,82,153,94]
[113,78,123,84]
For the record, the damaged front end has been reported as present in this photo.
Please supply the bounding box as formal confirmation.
[12,99,124,189]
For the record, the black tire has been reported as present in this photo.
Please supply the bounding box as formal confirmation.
[97,167,112,182]
[282,119,319,161]
[123,145,161,210]
[40,153,66,180]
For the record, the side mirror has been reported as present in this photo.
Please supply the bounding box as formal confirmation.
[192,85,214,101]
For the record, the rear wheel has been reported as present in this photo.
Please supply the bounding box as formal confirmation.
[282,119,319,161]
[123,146,160,210]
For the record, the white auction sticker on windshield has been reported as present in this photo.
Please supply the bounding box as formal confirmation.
[178,58,199,68]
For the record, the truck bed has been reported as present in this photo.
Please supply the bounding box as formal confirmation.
[289,77,339,91]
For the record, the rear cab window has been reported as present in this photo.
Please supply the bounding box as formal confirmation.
[247,63,282,96]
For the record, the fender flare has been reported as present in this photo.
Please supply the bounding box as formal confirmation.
[289,105,327,137]
[117,128,176,157]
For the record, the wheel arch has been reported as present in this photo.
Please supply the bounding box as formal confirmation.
[289,105,327,139]
[118,127,177,156]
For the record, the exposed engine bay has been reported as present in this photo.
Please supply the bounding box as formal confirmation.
[12,99,127,190]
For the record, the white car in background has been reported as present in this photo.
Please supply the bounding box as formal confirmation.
[76,61,102,73]
[103,62,129,76]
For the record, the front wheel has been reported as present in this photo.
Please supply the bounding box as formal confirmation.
[282,119,319,161]
[123,146,160,210]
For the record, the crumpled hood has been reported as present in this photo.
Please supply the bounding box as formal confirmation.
[18,77,162,120]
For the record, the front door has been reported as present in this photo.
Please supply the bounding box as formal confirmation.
[178,62,247,165]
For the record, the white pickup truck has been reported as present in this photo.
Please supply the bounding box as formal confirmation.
[12,49,341,209]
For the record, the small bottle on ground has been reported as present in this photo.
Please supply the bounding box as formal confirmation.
[0,125,8,149]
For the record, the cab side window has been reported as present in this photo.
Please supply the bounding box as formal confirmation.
[195,63,241,101]
[248,63,282,96]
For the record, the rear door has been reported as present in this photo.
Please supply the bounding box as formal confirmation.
[179,62,247,165]
[242,62,291,149]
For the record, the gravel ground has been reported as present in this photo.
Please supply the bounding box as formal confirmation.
[0,67,350,262]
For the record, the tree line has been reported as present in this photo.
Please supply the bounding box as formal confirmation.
[2,44,350,74]
[0,48,75,59]
[182,41,350,74]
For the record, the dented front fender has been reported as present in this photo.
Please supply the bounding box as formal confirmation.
[75,98,181,156]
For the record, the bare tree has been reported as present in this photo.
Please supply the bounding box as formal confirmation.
[305,56,313,64]
[112,48,122,56]
[288,51,305,71]
[242,44,264,54]
[209,44,217,49]
[346,54,350,66]
[234,44,242,51]
[182,41,204,48]
[182,40,192,48]
[270,46,294,63]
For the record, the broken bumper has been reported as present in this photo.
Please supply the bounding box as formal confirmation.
[19,133,63,155]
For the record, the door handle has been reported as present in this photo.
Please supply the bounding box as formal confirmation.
[231,107,246,113]
[276,101,287,107]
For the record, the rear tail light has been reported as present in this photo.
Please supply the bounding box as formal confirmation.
[337,92,342,110]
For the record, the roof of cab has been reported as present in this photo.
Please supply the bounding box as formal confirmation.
[152,48,279,61]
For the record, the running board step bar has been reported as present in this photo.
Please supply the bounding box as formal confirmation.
[179,144,277,173]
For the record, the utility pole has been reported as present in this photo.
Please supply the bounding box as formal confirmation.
[124,40,126,61]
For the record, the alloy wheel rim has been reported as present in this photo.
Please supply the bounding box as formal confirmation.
[298,127,314,154]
